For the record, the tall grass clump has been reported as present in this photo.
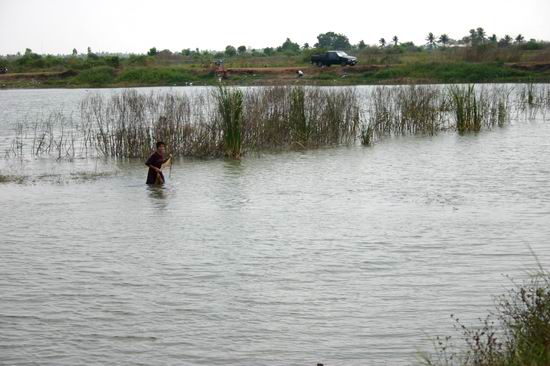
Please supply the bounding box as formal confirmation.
[319,88,360,145]
[488,87,512,127]
[4,112,77,160]
[289,87,308,145]
[364,85,450,144]
[394,85,449,135]
[78,86,360,159]
[449,85,484,133]
[360,124,374,146]
[517,83,550,119]
[80,90,219,158]
[9,84,542,161]
[216,86,244,159]
[422,269,550,366]
[243,86,360,150]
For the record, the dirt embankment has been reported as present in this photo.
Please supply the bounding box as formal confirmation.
[0,70,77,80]
[225,64,388,76]
[506,62,550,72]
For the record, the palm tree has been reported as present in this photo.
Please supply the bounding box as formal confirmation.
[476,27,486,43]
[469,29,477,45]
[392,36,399,46]
[438,34,450,47]
[379,38,386,48]
[515,34,525,44]
[426,32,436,48]
[500,35,513,47]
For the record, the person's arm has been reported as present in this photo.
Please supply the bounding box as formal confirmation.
[146,163,162,173]
[145,154,162,172]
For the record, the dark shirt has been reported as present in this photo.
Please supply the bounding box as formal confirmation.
[145,152,168,184]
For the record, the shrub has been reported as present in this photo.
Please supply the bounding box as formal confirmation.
[422,269,550,366]
[74,66,116,85]
[116,67,195,84]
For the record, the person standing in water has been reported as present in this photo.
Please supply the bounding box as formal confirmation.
[145,141,171,185]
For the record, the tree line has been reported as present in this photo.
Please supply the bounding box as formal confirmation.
[1,27,547,72]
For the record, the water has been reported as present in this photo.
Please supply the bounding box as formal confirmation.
[1,86,550,365]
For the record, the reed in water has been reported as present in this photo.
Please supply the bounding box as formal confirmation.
[362,84,514,145]
[3,84,546,159]
[78,86,361,158]
[364,85,449,145]
[216,86,244,158]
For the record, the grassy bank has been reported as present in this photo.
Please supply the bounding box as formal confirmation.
[1,61,549,89]
[2,41,550,89]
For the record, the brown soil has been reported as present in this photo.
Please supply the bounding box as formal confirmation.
[0,70,76,80]
[506,62,550,72]
[224,64,388,76]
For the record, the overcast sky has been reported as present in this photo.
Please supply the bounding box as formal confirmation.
[1,0,549,55]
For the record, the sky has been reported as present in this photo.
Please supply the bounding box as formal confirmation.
[1,0,549,55]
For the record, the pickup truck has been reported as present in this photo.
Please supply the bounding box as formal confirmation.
[311,51,357,66]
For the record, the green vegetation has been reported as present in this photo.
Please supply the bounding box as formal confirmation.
[5,87,362,159]
[289,87,308,145]
[75,87,360,159]
[73,66,116,85]
[116,67,201,85]
[363,84,514,145]
[216,86,244,158]
[365,85,448,142]
[7,84,548,161]
[361,62,533,83]
[1,28,549,88]
[450,85,483,133]
[422,268,550,366]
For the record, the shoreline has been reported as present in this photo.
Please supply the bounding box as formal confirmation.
[1,62,549,90]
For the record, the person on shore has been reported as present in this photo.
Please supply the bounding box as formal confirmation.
[145,141,171,185]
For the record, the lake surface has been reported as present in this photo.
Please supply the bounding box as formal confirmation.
[1,86,550,365]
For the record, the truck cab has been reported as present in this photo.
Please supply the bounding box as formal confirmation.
[311,51,358,67]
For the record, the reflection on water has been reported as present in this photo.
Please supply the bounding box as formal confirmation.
[1,86,550,366]
[146,184,167,199]
[146,184,173,212]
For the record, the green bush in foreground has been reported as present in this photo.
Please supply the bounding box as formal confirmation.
[422,268,550,366]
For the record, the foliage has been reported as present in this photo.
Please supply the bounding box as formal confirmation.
[422,269,550,366]
[73,66,116,85]
[449,85,483,133]
[361,62,530,83]
[116,67,196,85]
[277,38,301,54]
[225,45,237,57]
[315,31,352,50]
[216,86,244,158]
